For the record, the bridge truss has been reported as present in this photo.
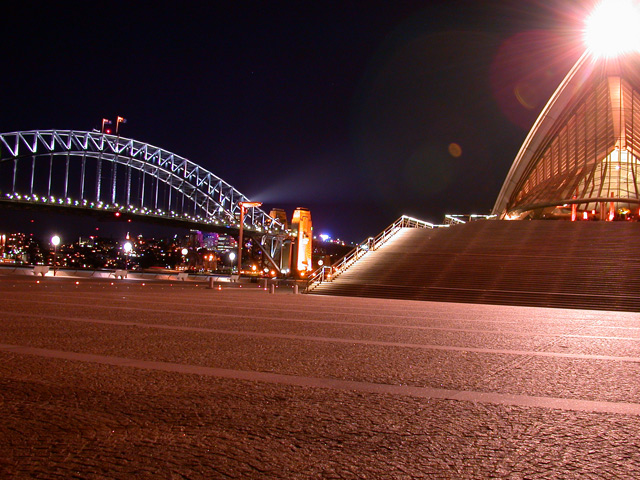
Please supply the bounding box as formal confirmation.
[0,130,288,270]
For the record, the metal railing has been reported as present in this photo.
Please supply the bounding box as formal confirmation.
[305,215,441,292]
[444,214,497,225]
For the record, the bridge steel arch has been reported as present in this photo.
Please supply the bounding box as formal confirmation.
[0,130,288,269]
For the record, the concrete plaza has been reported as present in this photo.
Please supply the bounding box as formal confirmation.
[1,275,639,479]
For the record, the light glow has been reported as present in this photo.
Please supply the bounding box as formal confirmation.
[585,0,640,58]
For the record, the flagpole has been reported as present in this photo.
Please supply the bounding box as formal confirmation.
[101,118,112,133]
[116,116,127,135]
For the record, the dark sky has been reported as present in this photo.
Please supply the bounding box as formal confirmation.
[2,1,592,241]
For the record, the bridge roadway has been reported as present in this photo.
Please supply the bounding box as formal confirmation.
[1,274,639,478]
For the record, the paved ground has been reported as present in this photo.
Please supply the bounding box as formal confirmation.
[1,275,640,479]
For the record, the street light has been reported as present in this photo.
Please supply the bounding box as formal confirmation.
[228,251,236,273]
[237,201,262,275]
[51,235,60,276]
[123,241,132,272]
[181,248,189,271]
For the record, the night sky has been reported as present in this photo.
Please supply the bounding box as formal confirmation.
[2,1,592,241]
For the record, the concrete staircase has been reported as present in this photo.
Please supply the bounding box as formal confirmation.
[308,220,640,312]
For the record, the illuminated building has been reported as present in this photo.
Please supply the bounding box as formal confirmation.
[7,233,27,254]
[202,233,219,250]
[493,2,640,221]
[215,234,237,253]
[78,236,97,247]
[189,230,204,248]
[269,208,289,229]
[291,207,312,274]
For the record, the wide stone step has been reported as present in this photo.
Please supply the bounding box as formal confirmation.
[308,221,640,311]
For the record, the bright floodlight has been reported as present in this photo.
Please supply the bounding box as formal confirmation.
[123,241,132,253]
[585,0,640,57]
[51,235,60,246]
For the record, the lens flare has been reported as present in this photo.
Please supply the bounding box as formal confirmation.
[585,0,640,57]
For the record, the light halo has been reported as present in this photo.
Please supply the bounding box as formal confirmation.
[585,0,640,58]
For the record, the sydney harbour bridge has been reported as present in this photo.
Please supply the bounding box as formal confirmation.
[0,129,292,273]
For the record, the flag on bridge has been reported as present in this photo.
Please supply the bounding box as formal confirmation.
[116,116,127,135]
[101,118,113,133]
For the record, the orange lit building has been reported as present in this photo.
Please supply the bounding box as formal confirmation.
[291,207,312,275]
[269,208,289,229]
[493,46,640,220]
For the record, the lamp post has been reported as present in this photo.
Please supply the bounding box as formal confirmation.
[51,235,60,276]
[123,241,132,272]
[228,251,236,273]
[237,201,262,275]
[181,247,189,270]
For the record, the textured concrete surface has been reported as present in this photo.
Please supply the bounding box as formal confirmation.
[1,275,640,479]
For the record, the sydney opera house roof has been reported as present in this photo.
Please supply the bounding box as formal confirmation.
[493,3,640,221]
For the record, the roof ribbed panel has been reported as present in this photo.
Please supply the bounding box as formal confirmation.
[493,51,640,219]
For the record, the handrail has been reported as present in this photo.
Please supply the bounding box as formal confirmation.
[444,215,467,225]
[444,214,497,225]
[305,215,442,292]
